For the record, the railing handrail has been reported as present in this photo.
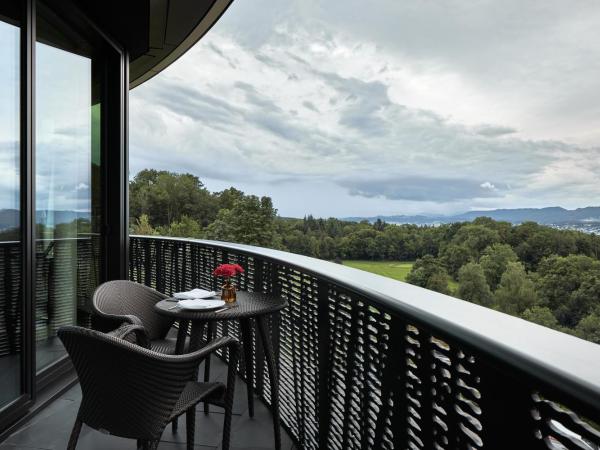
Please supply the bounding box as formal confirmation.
[131,234,600,417]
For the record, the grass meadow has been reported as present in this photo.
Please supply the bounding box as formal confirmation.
[343,260,458,293]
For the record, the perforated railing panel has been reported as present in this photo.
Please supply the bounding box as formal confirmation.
[130,237,600,450]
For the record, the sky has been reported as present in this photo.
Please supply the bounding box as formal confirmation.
[129,0,598,218]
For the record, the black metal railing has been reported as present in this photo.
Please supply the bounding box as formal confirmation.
[130,235,600,450]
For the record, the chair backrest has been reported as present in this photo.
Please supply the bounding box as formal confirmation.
[92,280,172,340]
[58,326,195,440]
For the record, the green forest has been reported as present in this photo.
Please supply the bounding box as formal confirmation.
[130,169,600,344]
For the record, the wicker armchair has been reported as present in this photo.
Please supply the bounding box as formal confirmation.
[58,325,239,450]
[91,280,184,354]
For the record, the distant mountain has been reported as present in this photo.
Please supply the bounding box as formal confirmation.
[0,209,90,230]
[343,207,600,226]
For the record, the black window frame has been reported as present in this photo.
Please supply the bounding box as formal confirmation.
[0,0,129,432]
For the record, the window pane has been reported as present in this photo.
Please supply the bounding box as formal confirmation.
[0,3,22,408]
[35,5,102,372]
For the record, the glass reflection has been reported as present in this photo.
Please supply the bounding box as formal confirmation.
[0,5,22,408]
[35,11,102,371]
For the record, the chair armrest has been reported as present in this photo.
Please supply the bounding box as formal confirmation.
[120,314,143,326]
[108,324,151,349]
[91,311,143,332]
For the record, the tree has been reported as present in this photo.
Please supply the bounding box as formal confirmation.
[452,224,500,258]
[282,229,316,256]
[479,243,518,289]
[426,271,451,295]
[406,255,450,294]
[373,218,386,231]
[440,244,472,279]
[575,313,600,344]
[159,215,202,238]
[339,229,379,259]
[457,263,493,307]
[521,306,561,330]
[536,255,600,324]
[512,223,577,270]
[131,214,156,235]
[472,217,512,242]
[204,195,278,247]
[562,275,600,328]
[494,262,538,315]
[216,187,245,211]
[129,169,218,227]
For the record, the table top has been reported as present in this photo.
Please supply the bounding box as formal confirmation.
[154,291,287,321]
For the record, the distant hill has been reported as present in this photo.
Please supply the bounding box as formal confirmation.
[0,209,90,230]
[343,207,600,226]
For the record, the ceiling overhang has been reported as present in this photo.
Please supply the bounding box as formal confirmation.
[77,0,234,89]
[129,0,234,89]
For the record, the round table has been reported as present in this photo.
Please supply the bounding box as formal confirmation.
[154,291,287,450]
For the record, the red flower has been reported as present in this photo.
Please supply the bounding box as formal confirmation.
[213,263,245,278]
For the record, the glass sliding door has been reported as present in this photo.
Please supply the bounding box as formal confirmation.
[0,1,23,410]
[35,1,102,371]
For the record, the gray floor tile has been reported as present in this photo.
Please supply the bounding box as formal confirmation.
[160,405,240,447]
[221,400,293,450]
[0,371,294,450]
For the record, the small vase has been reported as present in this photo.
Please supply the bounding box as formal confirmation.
[221,280,237,303]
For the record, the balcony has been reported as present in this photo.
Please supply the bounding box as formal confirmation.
[3,235,600,449]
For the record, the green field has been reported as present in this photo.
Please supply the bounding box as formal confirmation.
[343,260,458,292]
[343,260,414,282]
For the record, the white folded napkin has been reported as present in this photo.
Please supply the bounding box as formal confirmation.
[173,288,217,299]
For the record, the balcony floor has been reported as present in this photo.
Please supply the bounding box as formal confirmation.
[0,357,295,450]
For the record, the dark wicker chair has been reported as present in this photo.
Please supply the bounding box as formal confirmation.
[91,280,184,354]
[58,325,239,450]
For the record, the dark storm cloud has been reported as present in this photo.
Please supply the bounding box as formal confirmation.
[341,176,503,202]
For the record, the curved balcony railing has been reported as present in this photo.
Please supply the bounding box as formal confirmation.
[130,235,600,450]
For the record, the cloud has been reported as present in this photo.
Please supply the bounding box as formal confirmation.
[128,2,600,217]
[480,181,497,191]
[474,125,517,138]
[342,176,503,202]
[302,100,318,112]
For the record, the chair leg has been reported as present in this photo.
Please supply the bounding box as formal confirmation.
[67,418,82,450]
[186,407,196,450]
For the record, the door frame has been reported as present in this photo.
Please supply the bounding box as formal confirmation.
[0,0,129,432]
